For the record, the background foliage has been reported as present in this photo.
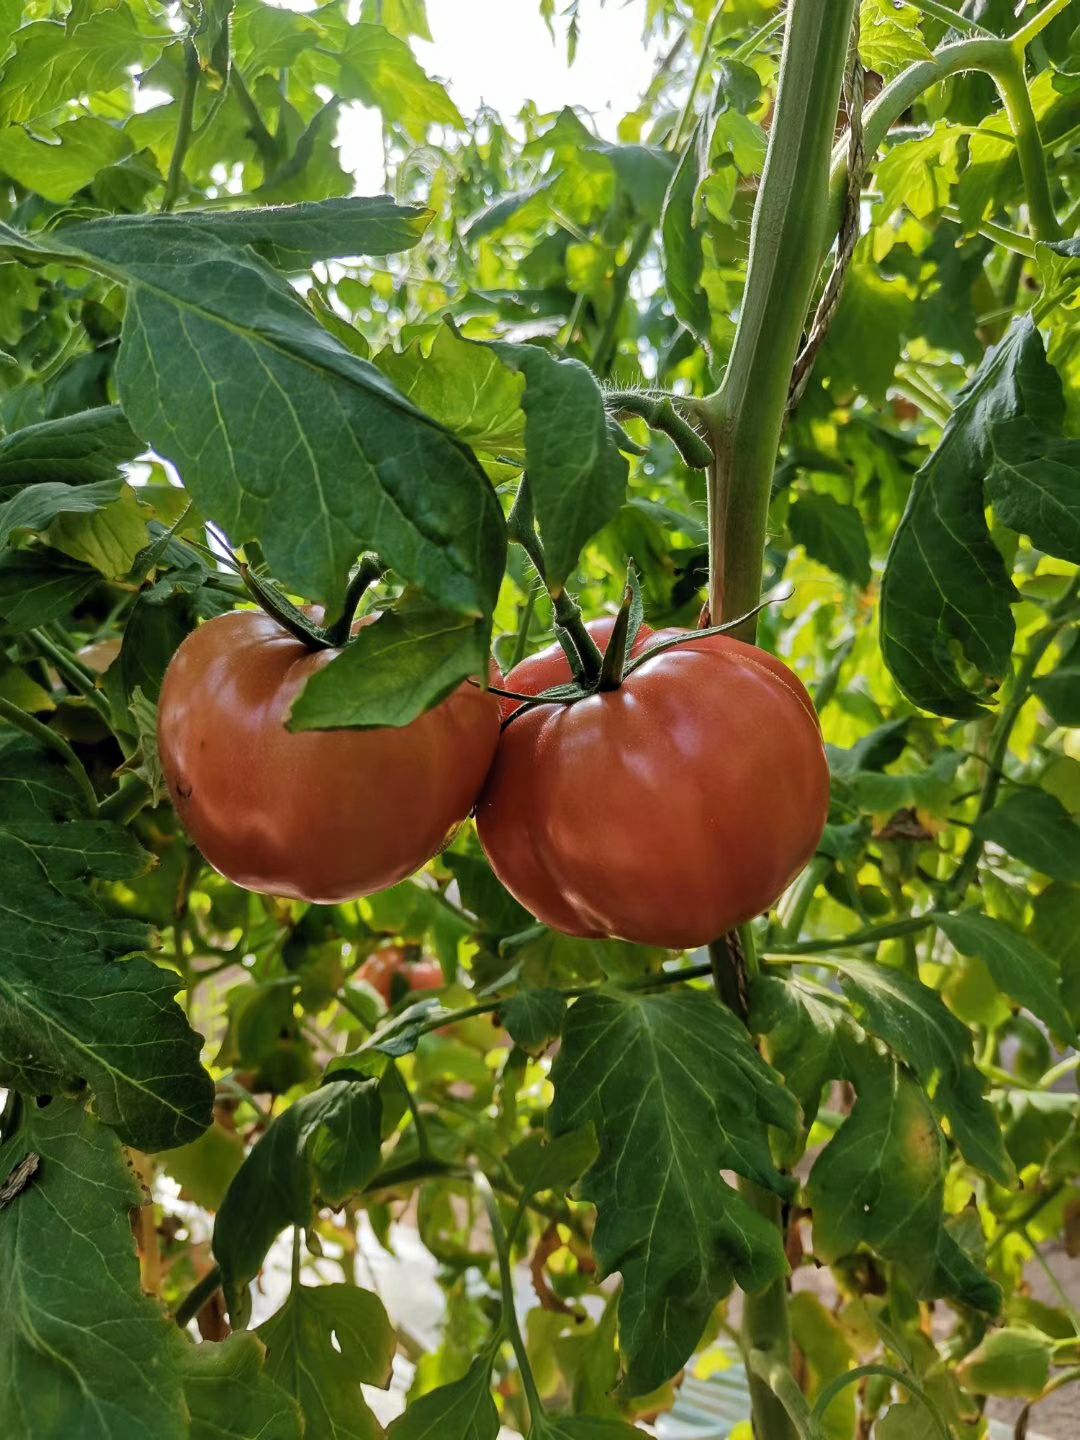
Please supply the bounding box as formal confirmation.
[0,0,1079,1436]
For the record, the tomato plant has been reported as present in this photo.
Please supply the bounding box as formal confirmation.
[0,1,1078,1438]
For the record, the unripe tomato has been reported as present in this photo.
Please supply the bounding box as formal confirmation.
[357,946,443,1005]
[476,631,829,949]
[498,616,655,720]
[158,610,500,903]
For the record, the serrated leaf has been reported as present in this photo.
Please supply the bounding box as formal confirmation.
[0,546,98,632]
[859,0,932,80]
[214,1078,383,1323]
[789,493,872,587]
[386,1354,498,1440]
[46,481,149,577]
[335,23,463,137]
[0,1096,189,1439]
[875,126,961,222]
[182,1332,303,1440]
[831,960,1012,1183]
[0,111,133,201]
[549,989,798,1395]
[880,316,1056,717]
[0,474,123,549]
[500,987,567,1051]
[937,911,1077,1043]
[257,1284,394,1440]
[0,737,213,1150]
[14,215,506,617]
[807,1059,1000,1313]
[374,321,527,478]
[290,604,490,731]
[974,788,1080,884]
[493,344,627,588]
[0,405,141,485]
[0,5,146,124]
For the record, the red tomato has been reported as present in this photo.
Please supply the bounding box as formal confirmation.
[158,610,500,903]
[497,616,656,721]
[357,947,443,1005]
[476,631,829,949]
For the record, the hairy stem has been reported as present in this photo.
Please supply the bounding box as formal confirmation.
[702,0,858,631]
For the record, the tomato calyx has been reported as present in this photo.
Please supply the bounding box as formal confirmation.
[239,553,386,652]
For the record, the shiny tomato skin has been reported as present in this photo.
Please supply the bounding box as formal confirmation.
[158,610,500,903]
[498,616,655,720]
[475,631,829,949]
[357,947,443,1005]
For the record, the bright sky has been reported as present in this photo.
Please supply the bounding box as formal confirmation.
[339,0,661,192]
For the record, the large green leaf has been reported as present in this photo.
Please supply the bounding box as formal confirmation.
[214,1078,383,1323]
[880,316,1064,717]
[182,1332,303,1440]
[0,406,141,485]
[386,1355,499,1440]
[788,492,872,587]
[0,5,147,124]
[0,738,212,1150]
[492,343,627,588]
[937,911,1077,1043]
[289,602,490,731]
[335,22,464,137]
[807,1059,1000,1313]
[832,960,1012,1183]
[0,1096,189,1439]
[974,788,1080,884]
[7,217,506,617]
[256,1284,395,1440]
[0,475,123,549]
[0,547,99,632]
[0,113,133,202]
[548,989,798,1395]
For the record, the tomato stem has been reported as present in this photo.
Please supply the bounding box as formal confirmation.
[324,554,386,647]
[240,565,333,650]
[604,390,713,469]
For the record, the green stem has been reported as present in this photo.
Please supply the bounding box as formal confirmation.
[906,0,993,36]
[894,365,953,424]
[162,41,200,213]
[606,391,714,468]
[946,577,1080,903]
[733,12,787,62]
[702,0,858,630]
[989,48,1060,241]
[940,204,1037,258]
[1011,0,1073,52]
[28,629,111,720]
[230,69,281,168]
[742,1245,799,1440]
[0,699,97,811]
[174,1264,222,1327]
[508,586,538,671]
[475,1173,546,1427]
[776,857,830,942]
[324,555,385,647]
[987,1180,1063,1256]
[812,1364,947,1440]
[766,913,935,956]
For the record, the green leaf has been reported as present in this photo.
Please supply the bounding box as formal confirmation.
[789,493,872,587]
[1033,634,1080,726]
[0,113,132,202]
[858,0,932,80]
[985,424,1080,565]
[214,1078,383,1323]
[493,343,627,588]
[374,321,527,478]
[0,5,146,124]
[831,960,1012,1183]
[937,911,1077,1043]
[880,316,1054,717]
[956,1327,1052,1399]
[0,547,98,632]
[590,142,675,223]
[0,737,213,1150]
[442,849,533,936]
[660,125,711,346]
[499,988,567,1051]
[335,23,463,137]
[974,788,1080,884]
[386,1354,499,1440]
[0,475,123,550]
[541,1420,644,1439]
[46,482,149,577]
[289,603,490,731]
[88,197,433,271]
[507,1126,598,1198]
[807,1059,1000,1313]
[0,1097,189,1439]
[36,216,506,616]
[359,0,431,41]
[549,989,798,1395]
[875,126,962,222]
[1029,882,1080,1023]
[819,264,913,406]
[256,1284,395,1440]
[182,1332,303,1440]
[0,406,141,485]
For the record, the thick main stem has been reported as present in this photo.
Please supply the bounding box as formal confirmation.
[702,0,857,632]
